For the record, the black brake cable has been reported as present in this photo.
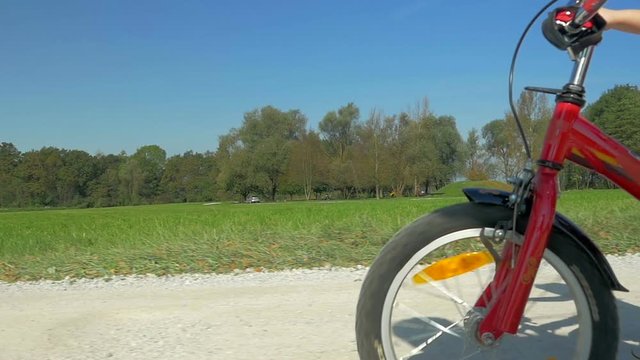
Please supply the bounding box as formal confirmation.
[504,0,561,264]
[508,0,560,161]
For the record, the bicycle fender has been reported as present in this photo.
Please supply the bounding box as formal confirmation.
[462,188,628,292]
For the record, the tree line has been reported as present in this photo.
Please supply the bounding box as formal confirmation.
[1,84,638,208]
[0,144,218,208]
[217,100,467,202]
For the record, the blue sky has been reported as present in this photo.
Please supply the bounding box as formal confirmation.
[1,0,639,156]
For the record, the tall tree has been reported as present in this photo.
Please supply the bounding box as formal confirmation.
[431,115,464,189]
[118,156,142,205]
[464,128,492,180]
[319,103,360,198]
[355,108,390,199]
[56,150,98,206]
[14,147,66,206]
[243,107,306,200]
[385,113,413,197]
[0,142,21,207]
[319,103,359,161]
[400,99,461,195]
[283,131,329,200]
[161,151,218,203]
[217,106,307,201]
[88,153,123,207]
[216,130,256,201]
[482,91,552,180]
[586,84,640,153]
[482,119,520,180]
[133,145,167,202]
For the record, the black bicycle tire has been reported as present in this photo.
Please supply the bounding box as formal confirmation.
[355,202,619,359]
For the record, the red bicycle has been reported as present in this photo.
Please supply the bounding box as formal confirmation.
[356,1,638,359]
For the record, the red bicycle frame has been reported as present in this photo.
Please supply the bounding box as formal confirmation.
[476,45,640,339]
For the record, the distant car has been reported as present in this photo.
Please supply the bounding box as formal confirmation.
[247,196,261,203]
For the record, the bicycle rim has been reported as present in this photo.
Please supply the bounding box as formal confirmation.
[380,228,592,360]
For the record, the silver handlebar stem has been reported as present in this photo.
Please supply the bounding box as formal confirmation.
[569,46,595,86]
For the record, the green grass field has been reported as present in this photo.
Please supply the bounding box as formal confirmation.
[1,185,639,282]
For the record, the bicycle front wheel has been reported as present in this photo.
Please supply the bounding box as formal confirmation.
[355,203,618,360]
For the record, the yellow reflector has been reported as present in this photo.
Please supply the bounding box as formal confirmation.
[413,251,494,284]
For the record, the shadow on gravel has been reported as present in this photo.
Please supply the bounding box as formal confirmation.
[617,296,640,359]
[390,282,640,359]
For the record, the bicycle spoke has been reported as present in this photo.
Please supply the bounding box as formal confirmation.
[395,302,464,339]
[457,348,482,360]
[453,274,468,318]
[399,318,466,359]
[423,279,479,314]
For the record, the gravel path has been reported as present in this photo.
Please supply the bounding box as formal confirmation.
[1,256,639,360]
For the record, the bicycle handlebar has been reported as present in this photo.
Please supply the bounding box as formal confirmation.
[570,0,607,30]
[542,0,608,56]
